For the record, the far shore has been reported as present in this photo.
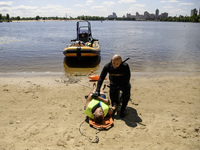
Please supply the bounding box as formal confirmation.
[11,19,78,23]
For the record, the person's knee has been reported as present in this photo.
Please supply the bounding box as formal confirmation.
[122,92,130,101]
[121,84,131,98]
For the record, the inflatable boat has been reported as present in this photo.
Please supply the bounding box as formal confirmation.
[63,21,100,58]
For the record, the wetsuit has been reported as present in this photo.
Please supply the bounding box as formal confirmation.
[96,60,131,113]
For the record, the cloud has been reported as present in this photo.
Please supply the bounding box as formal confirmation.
[9,5,39,17]
[103,1,116,6]
[91,6,106,11]
[40,4,64,12]
[128,4,146,14]
[6,4,73,17]
[169,0,179,3]
[163,6,174,9]
[0,7,11,12]
[38,5,73,17]
[13,5,38,11]
[179,3,193,6]
[64,9,89,18]
[132,4,145,7]
[160,1,167,3]
[0,1,13,7]
[168,8,187,16]
[118,0,136,3]
[86,0,94,5]
[74,4,83,7]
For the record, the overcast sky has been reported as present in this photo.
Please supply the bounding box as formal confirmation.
[0,0,199,18]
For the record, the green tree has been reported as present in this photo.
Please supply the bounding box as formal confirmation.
[36,15,40,20]
[6,14,10,21]
[0,13,2,21]
[191,14,198,22]
[17,16,20,20]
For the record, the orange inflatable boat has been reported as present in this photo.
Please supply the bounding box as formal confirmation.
[63,21,100,58]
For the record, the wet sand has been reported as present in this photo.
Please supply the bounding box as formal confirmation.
[0,75,200,149]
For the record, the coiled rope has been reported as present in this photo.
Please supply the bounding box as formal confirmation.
[79,119,102,143]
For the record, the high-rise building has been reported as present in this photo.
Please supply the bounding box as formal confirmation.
[108,12,117,18]
[155,9,159,16]
[112,12,117,18]
[144,11,150,19]
[160,12,168,18]
[136,12,140,17]
[199,7,200,15]
[126,13,135,18]
[191,8,198,16]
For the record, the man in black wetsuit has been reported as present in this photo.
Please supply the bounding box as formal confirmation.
[94,54,131,118]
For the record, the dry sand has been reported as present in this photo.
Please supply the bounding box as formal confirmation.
[0,75,200,149]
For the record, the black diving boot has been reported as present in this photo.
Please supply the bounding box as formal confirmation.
[120,109,126,118]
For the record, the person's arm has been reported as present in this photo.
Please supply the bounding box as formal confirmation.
[85,93,93,108]
[107,105,116,116]
[85,93,110,109]
[96,63,109,94]
[95,96,111,105]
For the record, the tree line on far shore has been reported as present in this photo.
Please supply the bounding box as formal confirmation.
[160,14,200,22]
[0,13,200,23]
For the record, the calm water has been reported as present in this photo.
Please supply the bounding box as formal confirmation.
[0,21,200,77]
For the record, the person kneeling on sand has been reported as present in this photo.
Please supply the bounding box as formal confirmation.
[93,54,131,118]
[84,83,116,123]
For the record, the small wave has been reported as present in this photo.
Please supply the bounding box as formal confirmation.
[0,37,22,45]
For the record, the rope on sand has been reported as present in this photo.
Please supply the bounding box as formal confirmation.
[79,119,101,143]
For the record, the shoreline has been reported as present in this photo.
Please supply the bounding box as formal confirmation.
[0,74,200,149]
[0,71,200,78]
[0,19,80,23]
[4,19,200,23]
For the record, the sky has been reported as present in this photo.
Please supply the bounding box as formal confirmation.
[0,0,199,18]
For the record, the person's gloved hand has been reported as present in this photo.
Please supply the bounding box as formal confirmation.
[92,91,99,99]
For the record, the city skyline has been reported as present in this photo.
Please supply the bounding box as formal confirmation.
[0,0,199,18]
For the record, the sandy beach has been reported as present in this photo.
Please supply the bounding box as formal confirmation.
[0,74,200,149]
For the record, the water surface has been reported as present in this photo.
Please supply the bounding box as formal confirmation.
[0,21,200,77]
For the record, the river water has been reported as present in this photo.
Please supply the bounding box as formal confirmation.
[0,21,200,77]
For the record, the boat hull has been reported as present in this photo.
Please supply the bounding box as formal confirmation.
[63,41,100,58]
